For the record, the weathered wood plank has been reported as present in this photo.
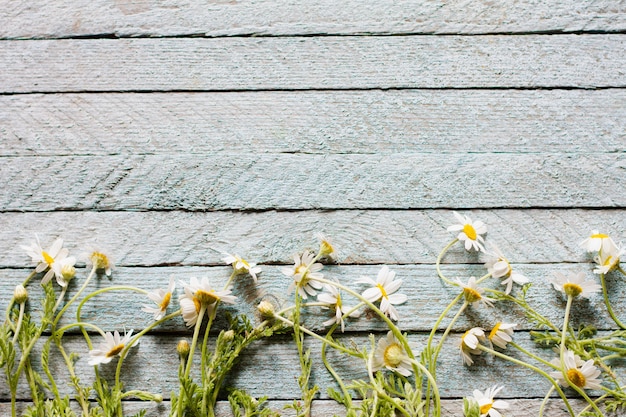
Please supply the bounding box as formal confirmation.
[2,36,625,93]
[1,1,625,39]
[1,90,625,156]
[2,263,622,332]
[1,153,624,211]
[1,210,623,267]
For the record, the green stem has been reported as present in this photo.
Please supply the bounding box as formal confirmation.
[53,286,68,312]
[365,349,411,417]
[184,305,206,379]
[538,386,555,417]
[11,302,25,344]
[509,342,560,370]
[5,270,37,328]
[52,265,97,330]
[435,239,459,286]
[201,304,219,416]
[408,358,441,417]
[599,273,626,330]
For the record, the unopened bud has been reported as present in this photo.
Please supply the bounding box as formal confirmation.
[177,339,190,360]
[257,300,275,319]
[222,330,235,342]
[463,397,480,417]
[14,285,28,304]
[61,264,76,282]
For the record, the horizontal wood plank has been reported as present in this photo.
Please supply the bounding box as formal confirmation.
[1,210,623,267]
[1,90,625,156]
[1,153,625,211]
[1,36,626,93]
[1,1,625,38]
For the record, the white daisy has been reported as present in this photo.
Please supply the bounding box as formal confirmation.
[51,255,77,287]
[21,236,70,285]
[488,322,516,349]
[447,212,487,252]
[222,253,262,282]
[179,277,237,327]
[283,251,324,299]
[550,350,602,390]
[317,284,359,333]
[179,287,201,327]
[457,277,494,308]
[142,277,176,320]
[358,265,407,321]
[317,233,337,261]
[83,248,114,277]
[593,243,624,275]
[550,272,601,299]
[471,385,510,417]
[484,245,529,295]
[459,327,485,366]
[580,231,616,254]
[370,331,412,377]
[88,329,134,366]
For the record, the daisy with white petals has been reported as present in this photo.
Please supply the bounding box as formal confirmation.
[471,385,510,417]
[580,231,616,254]
[83,247,114,277]
[283,251,324,299]
[359,265,407,321]
[485,245,529,295]
[459,327,485,366]
[317,233,337,261]
[222,253,262,283]
[317,284,359,333]
[550,350,603,390]
[447,212,487,252]
[550,272,601,299]
[88,329,134,366]
[457,277,494,308]
[51,255,77,287]
[488,322,516,349]
[22,236,70,285]
[370,331,412,377]
[179,277,236,327]
[142,277,176,320]
[593,243,624,275]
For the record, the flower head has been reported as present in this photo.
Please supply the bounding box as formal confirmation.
[88,329,134,366]
[447,212,487,252]
[83,248,114,277]
[457,277,494,308]
[179,277,236,327]
[21,236,70,285]
[142,277,176,320]
[593,243,624,275]
[317,284,359,333]
[550,272,600,298]
[222,253,262,283]
[484,245,529,295]
[283,251,324,299]
[317,233,337,261]
[14,284,28,304]
[470,385,510,417]
[459,327,485,366]
[488,322,516,349]
[371,331,412,377]
[51,256,77,287]
[358,265,407,321]
[580,231,616,254]
[550,350,602,390]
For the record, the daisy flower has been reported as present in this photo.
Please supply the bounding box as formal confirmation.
[317,284,359,333]
[484,245,529,295]
[179,277,236,327]
[593,243,624,275]
[222,253,262,283]
[359,265,407,321]
[550,272,600,298]
[283,251,324,299]
[370,331,412,377]
[550,350,602,390]
[83,247,114,277]
[317,233,337,261]
[447,212,487,252]
[21,236,70,285]
[580,231,616,254]
[488,322,516,349]
[51,255,77,287]
[142,277,176,320]
[459,327,485,366]
[88,329,134,366]
[179,287,201,327]
[457,277,494,308]
[470,385,510,417]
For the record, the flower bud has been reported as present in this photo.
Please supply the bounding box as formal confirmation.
[222,330,235,342]
[61,264,76,282]
[177,339,190,360]
[14,284,28,304]
[463,397,480,417]
[257,300,275,319]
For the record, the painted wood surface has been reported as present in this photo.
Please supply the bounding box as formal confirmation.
[2,36,626,93]
[1,1,625,38]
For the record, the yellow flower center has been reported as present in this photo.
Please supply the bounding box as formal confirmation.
[296,265,308,279]
[463,224,477,240]
[463,287,482,303]
[591,233,609,239]
[376,284,389,299]
[91,252,110,271]
[567,368,586,388]
[383,343,404,367]
[42,251,54,265]
[320,240,335,257]
[603,256,614,267]
[335,293,342,308]
[240,258,250,268]
[489,322,502,341]
[480,402,493,415]
[159,292,172,310]
[563,283,583,297]
[106,343,125,357]
[195,289,219,305]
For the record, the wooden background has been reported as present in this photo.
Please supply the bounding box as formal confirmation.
[1,1,625,415]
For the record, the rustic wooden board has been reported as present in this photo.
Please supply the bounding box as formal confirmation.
[2,36,626,93]
[2,90,625,156]
[1,0,625,39]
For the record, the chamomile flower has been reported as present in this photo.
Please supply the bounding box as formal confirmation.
[358,265,407,321]
[488,322,516,349]
[550,272,601,298]
[317,233,337,261]
[179,288,201,327]
[550,350,602,390]
[283,251,324,299]
[142,277,176,320]
[580,231,616,254]
[471,385,510,417]
[51,255,77,287]
[83,247,114,277]
[179,277,236,327]
[370,331,412,377]
[21,236,70,285]
[459,327,485,366]
[457,277,494,308]
[88,329,134,366]
[222,253,262,283]
[447,212,487,252]
[317,284,359,333]
[484,245,529,295]
[593,243,624,275]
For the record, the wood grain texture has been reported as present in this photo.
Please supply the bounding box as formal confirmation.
[2,36,626,93]
[1,153,625,211]
[2,263,622,332]
[1,0,625,39]
[1,210,623,267]
[1,90,625,156]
